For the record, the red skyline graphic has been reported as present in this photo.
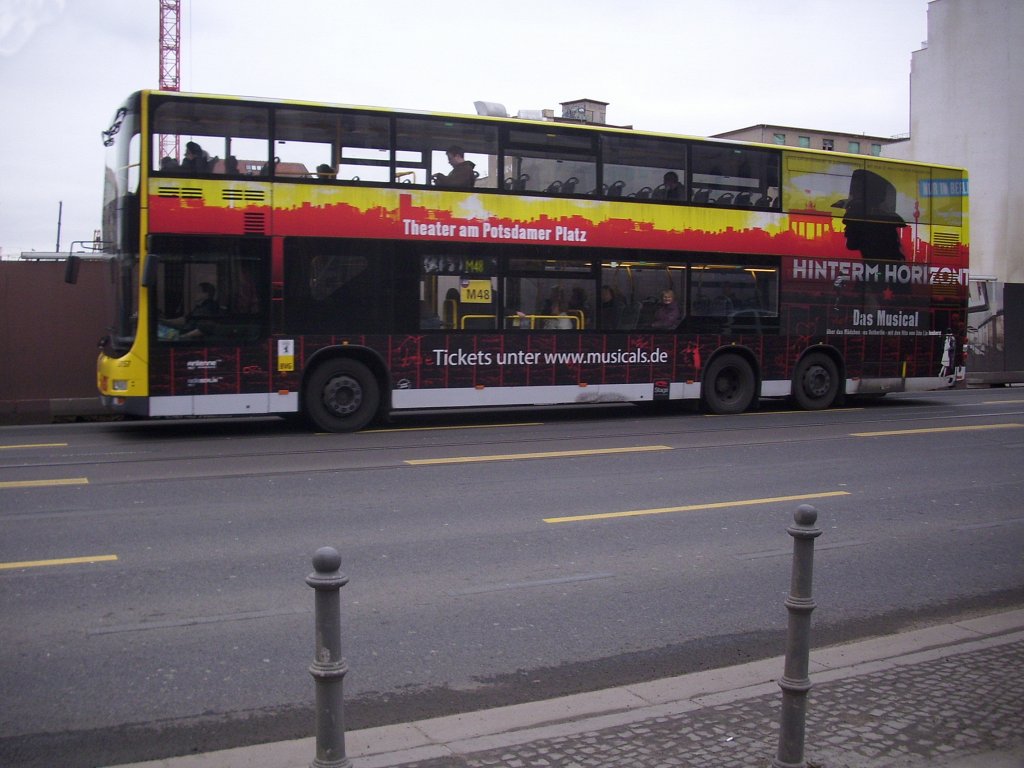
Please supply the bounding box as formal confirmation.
[148,191,968,268]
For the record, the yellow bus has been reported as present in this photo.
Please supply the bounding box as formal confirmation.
[96,90,969,431]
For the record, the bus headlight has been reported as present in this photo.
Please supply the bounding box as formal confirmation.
[112,380,130,392]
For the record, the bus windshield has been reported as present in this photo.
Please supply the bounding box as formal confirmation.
[101,95,141,352]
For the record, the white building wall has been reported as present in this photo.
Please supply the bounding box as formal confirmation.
[886,0,1024,283]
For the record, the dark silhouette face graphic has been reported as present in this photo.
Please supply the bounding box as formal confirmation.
[835,169,906,261]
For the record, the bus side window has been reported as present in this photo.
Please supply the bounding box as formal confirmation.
[149,235,270,344]
[688,262,779,334]
[602,134,686,202]
[502,125,596,197]
[275,107,339,179]
[284,239,393,333]
[691,144,780,208]
[151,99,269,176]
[397,116,499,189]
[337,112,391,183]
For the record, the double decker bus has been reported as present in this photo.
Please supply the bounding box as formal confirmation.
[96,90,969,432]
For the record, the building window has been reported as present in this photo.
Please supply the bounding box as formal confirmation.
[871,143,882,156]
[773,132,786,145]
[798,136,810,148]
[822,139,834,151]
[848,140,861,154]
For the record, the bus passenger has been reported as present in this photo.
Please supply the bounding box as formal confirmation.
[600,285,626,328]
[316,163,337,179]
[543,299,573,330]
[431,145,476,188]
[662,171,685,201]
[650,289,681,330]
[181,141,211,174]
[420,300,443,329]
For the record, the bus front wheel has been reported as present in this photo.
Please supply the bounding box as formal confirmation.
[304,358,380,432]
[702,353,756,414]
[792,352,840,410]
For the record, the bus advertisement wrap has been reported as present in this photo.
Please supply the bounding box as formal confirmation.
[95,90,968,431]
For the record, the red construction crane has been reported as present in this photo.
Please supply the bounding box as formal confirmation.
[158,0,181,161]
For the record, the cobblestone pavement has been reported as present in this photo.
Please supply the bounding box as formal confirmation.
[390,640,1024,768]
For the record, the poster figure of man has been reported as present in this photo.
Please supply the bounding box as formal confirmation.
[833,169,906,261]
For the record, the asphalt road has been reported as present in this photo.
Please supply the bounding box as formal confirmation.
[2,389,1023,767]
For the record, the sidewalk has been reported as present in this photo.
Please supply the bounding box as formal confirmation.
[114,608,1024,768]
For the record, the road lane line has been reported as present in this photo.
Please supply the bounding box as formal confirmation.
[406,445,672,466]
[738,538,869,560]
[851,423,1023,438]
[449,572,616,596]
[544,491,850,524]
[88,607,308,635]
[0,443,68,450]
[731,408,864,416]
[364,422,543,434]
[0,477,90,489]
[0,554,118,571]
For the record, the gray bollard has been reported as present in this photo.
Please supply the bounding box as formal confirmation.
[307,546,352,768]
[773,504,822,768]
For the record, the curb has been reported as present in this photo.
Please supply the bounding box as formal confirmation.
[109,607,1024,768]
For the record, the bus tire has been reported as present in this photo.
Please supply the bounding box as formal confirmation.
[792,352,840,410]
[702,353,756,414]
[304,358,380,432]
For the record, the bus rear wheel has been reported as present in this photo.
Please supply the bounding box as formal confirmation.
[304,358,380,432]
[702,353,756,414]
[792,352,840,410]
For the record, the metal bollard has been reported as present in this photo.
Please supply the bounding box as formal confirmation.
[307,546,352,768]
[773,505,823,768]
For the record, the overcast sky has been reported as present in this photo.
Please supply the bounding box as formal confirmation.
[0,0,930,257]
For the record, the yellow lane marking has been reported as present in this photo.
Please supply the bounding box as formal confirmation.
[852,423,1023,437]
[0,554,118,571]
[0,477,90,489]
[0,443,68,450]
[982,399,1024,405]
[364,422,543,434]
[544,491,851,524]
[406,445,672,466]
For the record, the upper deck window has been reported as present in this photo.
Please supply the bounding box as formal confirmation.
[151,99,269,176]
[395,117,498,189]
[275,108,391,182]
[502,126,597,195]
[602,134,687,201]
[691,144,780,208]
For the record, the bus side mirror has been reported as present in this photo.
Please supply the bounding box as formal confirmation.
[64,255,81,285]
[141,253,159,288]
